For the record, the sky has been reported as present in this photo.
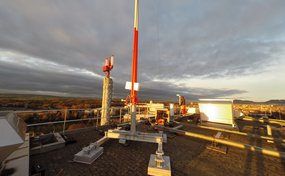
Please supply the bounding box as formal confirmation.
[0,0,285,101]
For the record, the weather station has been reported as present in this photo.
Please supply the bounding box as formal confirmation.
[73,1,171,175]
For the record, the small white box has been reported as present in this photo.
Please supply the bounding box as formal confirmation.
[125,81,140,91]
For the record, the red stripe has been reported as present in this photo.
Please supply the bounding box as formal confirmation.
[131,28,139,104]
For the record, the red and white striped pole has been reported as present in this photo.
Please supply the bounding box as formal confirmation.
[131,0,139,105]
[130,0,139,134]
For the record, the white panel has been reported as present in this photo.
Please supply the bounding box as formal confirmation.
[199,103,233,125]
[134,83,140,91]
[125,81,139,91]
[125,81,132,90]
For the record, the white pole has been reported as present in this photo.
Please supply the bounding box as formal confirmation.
[130,104,137,134]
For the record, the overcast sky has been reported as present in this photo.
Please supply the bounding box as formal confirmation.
[0,0,284,101]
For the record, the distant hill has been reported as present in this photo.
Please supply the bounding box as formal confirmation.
[234,100,256,104]
[1,93,284,105]
[264,100,285,105]
[0,93,59,98]
[0,93,121,101]
[0,93,94,100]
[234,99,285,105]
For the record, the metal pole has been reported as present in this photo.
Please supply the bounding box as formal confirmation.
[130,0,139,135]
[130,104,137,134]
[131,0,139,104]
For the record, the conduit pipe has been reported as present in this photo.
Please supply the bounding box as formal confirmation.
[158,126,285,158]
[239,116,285,126]
[185,124,285,143]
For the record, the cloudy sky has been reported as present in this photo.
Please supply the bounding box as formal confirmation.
[0,0,284,101]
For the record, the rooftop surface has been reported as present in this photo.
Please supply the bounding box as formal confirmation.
[30,119,285,176]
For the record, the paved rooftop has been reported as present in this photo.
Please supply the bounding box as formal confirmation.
[30,119,285,176]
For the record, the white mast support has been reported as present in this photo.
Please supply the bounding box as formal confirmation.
[101,77,113,126]
[130,104,137,135]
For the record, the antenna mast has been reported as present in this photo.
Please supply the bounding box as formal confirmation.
[131,0,139,104]
[130,0,139,134]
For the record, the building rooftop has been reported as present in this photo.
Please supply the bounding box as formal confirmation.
[30,119,285,176]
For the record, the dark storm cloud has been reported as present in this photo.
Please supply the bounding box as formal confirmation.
[0,58,103,96]
[136,81,247,101]
[0,0,284,100]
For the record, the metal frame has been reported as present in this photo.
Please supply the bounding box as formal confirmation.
[106,128,167,144]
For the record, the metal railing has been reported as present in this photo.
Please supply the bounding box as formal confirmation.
[13,106,154,134]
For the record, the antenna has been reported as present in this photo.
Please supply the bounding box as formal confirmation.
[128,0,139,135]
[102,55,114,77]
[130,0,139,105]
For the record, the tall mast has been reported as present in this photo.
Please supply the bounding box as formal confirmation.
[130,0,139,134]
[131,0,139,104]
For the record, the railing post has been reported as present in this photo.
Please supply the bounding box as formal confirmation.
[147,107,149,118]
[119,108,122,123]
[96,109,99,127]
[63,109,67,134]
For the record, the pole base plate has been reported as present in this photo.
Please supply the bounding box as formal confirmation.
[148,154,171,176]
[73,147,103,164]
